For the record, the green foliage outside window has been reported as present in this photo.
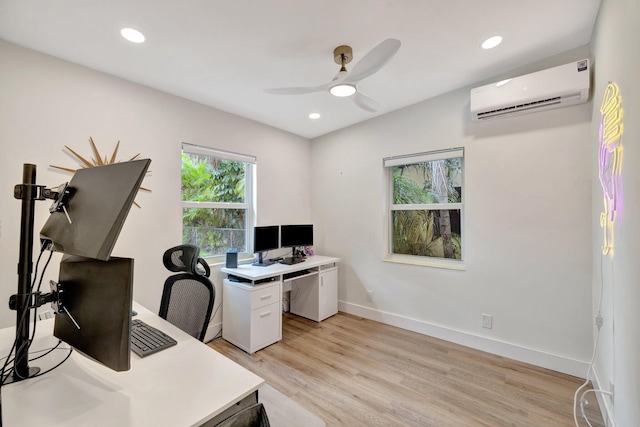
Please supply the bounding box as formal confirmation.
[181,152,247,257]
[391,158,462,259]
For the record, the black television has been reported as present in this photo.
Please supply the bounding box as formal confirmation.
[253,225,279,266]
[279,224,313,265]
[40,159,151,260]
[53,256,134,372]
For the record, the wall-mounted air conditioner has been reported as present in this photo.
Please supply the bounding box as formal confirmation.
[470,59,590,121]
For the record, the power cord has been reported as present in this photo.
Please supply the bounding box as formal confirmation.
[580,389,613,427]
[573,252,614,427]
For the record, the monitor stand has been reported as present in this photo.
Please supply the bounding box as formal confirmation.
[252,252,273,267]
[280,247,306,265]
[279,256,305,265]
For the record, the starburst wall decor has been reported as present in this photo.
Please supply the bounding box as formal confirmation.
[50,137,150,207]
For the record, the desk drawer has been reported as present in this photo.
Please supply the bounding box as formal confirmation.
[250,283,280,310]
[250,302,281,352]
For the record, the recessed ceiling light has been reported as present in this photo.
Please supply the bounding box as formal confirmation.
[121,28,145,43]
[481,36,502,50]
[308,113,321,119]
[329,84,356,97]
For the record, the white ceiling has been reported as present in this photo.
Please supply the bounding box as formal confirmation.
[0,0,601,139]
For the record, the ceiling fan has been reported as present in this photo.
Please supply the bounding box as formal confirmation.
[265,38,401,112]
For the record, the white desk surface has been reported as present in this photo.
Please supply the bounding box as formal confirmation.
[221,255,340,281]
[1,303,264,427]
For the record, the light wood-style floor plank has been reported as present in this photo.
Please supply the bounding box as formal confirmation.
[209,313,604,427]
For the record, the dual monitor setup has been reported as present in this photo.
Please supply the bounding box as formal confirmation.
[5,159,150,386]
[253,224,313,266]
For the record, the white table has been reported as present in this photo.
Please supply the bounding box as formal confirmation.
[0,303,264,426]
[221,255,340,353]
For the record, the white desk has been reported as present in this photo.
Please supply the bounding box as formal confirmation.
[1,303,264,427]
[221,255,340,353]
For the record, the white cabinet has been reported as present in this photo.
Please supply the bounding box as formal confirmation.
[222,279,281,354]
[289,266,338,322]
[319,266,338,321]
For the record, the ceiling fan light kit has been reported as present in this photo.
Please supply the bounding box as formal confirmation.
[330,83,357,97]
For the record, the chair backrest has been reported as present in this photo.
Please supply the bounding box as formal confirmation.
[159,245,215,341]
[162,244,211,277]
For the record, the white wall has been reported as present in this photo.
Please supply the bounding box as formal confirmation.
[0,40,311,333]
[589,0,640,425]
[311,46,594,376]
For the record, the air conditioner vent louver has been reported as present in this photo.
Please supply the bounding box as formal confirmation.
[470,59,590,121]
[477,96,562,119]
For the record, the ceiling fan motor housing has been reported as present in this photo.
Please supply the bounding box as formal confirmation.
[334,45,353,65]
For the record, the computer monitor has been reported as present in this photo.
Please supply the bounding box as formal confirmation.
[7,160,150,384]
[279,224,313,264]
[53,256,134,372]
[280,224,313,247]
[40,159,151,261]
[253,225,279,266]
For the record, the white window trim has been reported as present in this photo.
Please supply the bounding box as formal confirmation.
[181,143,256,261]
[383,148,466,270]
[182,142,256,164]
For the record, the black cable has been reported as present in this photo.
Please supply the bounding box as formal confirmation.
[30,348,73,379]
[0,341,69,382]
[28,249,55,346]
[1,242,51,385]
[0,255,41,385]
[11,244,51,381]
[29,340,65,362]
[211,301,222,321]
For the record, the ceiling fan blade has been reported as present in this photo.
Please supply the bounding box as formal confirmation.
[345,38,401,84]
[353,92,380,113]
[264,84,328,95]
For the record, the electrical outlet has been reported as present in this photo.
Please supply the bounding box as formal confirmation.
[366,290,374,302]
[482,314,492,329]
[609,379,615,405]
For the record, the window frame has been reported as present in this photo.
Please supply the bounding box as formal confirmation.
[181,143,256,262]
[383,147,465,270]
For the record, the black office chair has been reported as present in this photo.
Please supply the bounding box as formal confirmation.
[159,244,215,342]
[216,403,270,427]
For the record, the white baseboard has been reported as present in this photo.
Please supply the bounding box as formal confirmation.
[338,301,589,378]
[204,321,222,343]
[590,367,616,427]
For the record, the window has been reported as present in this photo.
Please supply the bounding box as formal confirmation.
[181,143,255,258]
[384,148,464,267]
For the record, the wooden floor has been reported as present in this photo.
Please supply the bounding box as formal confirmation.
[209,312,604,427]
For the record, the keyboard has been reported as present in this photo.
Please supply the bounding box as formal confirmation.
[130,319,177,357]
[283,269,311,280]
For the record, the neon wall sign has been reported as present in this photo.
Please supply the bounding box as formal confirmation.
[598,82,624,255]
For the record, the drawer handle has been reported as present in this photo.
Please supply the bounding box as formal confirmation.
[260,294,272,300]
[260,311,272,317]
